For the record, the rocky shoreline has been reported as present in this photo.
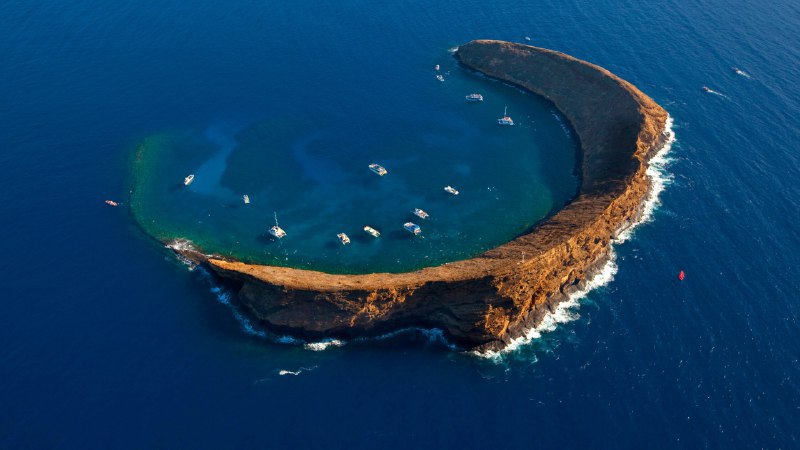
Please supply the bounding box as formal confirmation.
[168,40,670,352]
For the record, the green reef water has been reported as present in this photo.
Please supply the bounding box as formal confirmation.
[130,65,580,274]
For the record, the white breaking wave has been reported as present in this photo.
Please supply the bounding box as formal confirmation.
[474,116,676,359]
[304,339,345,351]
[278,366,317,376]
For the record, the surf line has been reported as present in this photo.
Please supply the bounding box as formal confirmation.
[473,116,677,360]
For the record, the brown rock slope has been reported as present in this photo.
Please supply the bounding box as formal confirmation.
[177,40,669,351]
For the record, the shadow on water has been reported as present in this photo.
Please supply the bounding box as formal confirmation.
[255,233,282,245]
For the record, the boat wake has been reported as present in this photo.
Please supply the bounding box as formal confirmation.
[474,115,676,360]
[733,67,751,79]
[703,87,728,98]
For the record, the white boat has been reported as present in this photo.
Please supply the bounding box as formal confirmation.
[444,185,459,195]
[364,226,381,238]
[404,222,422,235]
[436,74,445,82]
[269,212,286,239]
[412,208,429,219]
[465,93,484,102]
[497,106,514,126]
[434,64,440,71]
[369,163,388,176]
[242,194,250,204]
[184,174,195,186]
[337,233,351,245]
[269,226,286,239]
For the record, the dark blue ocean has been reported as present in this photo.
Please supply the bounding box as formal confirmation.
[2,0,799,448]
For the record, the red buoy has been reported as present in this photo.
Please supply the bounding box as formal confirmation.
[678,270,685,281]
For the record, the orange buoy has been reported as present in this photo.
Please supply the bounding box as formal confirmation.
[678,270,685,281]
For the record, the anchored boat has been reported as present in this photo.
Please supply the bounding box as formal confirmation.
[404,222,422,235]
[242,194,250,204]
[497,106,514,126]
[465,93,483,102]
[269,212,286,239]
[183,174,195,186]
[337,233,351,245]
[444,185,459,195]
[412,208,429,219]
[364,226,381,238]
[368,163,388,176]
[436,74,445,82]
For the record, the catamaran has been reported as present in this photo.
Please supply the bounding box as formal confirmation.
[184,174,195,186]
[364,226,381,238]
[269,212,286,239]
[337,233,351,245]
[369,163,388,176]
[242,194,250,204]
[497,106,514,126]
[412,208,429,219]
[465,93,484,102]
[404,222,422,235]
[444,185,459,195]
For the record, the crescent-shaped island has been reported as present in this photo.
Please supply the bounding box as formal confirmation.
[162,40,670,352]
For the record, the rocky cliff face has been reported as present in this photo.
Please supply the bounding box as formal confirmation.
[175,40,669,352]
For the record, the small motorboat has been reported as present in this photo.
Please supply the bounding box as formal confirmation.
[702,86,713,93]
[184,174,195,186]
[412,208,429,220]
[369,163,388,176]
[465,93,484,102]
[497,106,514,126]
[444,185,459,195]
[364,226,381,238]
[104,200,118,207]
[436,74,445,82]
[732,67,750,77]
[434,64,440,71]
[242,194,250,204]
[524,36,531,41]
[404,222,422,235]
[337,233,351,245]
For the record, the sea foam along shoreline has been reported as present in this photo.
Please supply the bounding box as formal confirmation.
[473,116,676,359]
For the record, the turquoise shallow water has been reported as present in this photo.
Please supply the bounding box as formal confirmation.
[130,62,579,273]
